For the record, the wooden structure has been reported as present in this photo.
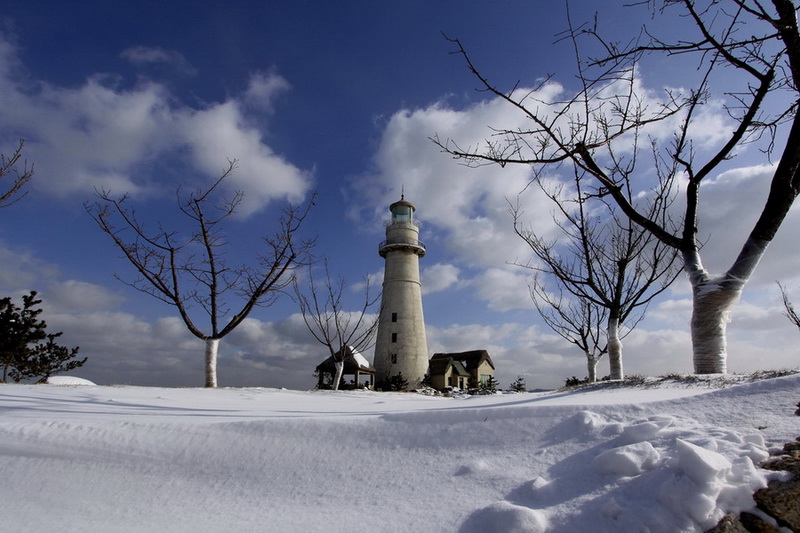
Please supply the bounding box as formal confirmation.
[315,346,376,390]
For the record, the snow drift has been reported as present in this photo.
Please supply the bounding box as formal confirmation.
[0,374,797,532]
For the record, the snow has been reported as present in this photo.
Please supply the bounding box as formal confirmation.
[0,374,798,533]
[350,347,371,369]
[45,376,97,386]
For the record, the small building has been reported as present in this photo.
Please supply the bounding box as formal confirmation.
[428,356,470,390]
[429,350,495,390]
[315,346,376,390]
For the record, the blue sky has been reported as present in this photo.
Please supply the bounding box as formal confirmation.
[1,1,798,390]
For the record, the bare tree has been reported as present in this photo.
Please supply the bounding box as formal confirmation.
[529,274,608,382]
[85,160,314,387]
[777,282,800,331]
[434,0,800,374]
[1,139,34,207]
[293,259,380,390]
[513,172,679,380]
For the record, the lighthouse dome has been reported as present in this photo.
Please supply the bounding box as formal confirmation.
[389,197,415,223]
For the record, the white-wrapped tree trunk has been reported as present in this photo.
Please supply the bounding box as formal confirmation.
[684,239,765,374]
[332,360,344,391]
[205,338,219,388]
[689,282,739,374]
[586,353,599,383]
[607,316,623,380]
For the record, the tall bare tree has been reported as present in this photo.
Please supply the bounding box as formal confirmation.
[1,139,33,207]
[293,260,380,390]
[86,161,314,387]
[434,0,800,374]
[529,274,608,382]
[513,172,679,380]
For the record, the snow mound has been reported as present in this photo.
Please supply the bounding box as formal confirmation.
[460,501,548,533]
[593,441,661,476]
[45,376,97,386]
[464,408,780,532]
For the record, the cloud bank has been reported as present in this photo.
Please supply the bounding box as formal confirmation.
[0,35,311,217]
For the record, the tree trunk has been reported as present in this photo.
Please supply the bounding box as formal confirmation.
[607,315,623,380]
[690,279,742,374]
[586,352,598,382]
[684,235,767,374]
[204,338,219,388]
[332,360,344,391]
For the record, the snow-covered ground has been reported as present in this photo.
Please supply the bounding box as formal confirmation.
[1,374,798,533]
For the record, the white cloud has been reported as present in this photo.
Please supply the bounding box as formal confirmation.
[466,267,535,312]
[0,35,311,215]
[120,46,196,75]
[421,263,460,295]
[350,268,384,294]
[178,99,311,216]
[0,240,59,290]
[39,305,331,388]
[243,70,291,111]
[619,328,695,376]
[227,314,314,358]
[426,321,520,355]
[674,162,800,288]
[0,238,326,388]
[351,97,559,269]
[599,74,736,155]
[2,74,175,196]
[648,297,692,327]
[42,280,125,313]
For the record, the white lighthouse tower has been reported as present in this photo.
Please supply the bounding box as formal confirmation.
[373,195,429,390]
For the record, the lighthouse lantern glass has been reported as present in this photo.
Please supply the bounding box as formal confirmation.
[393,204,413,222]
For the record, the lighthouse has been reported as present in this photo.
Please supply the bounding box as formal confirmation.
[373,195,429,390]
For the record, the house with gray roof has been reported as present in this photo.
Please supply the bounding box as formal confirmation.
[428,350,495,391]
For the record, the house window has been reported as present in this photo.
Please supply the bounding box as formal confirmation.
[480,374,492,387]
[391,333,397,343]
[448,376,453,386]
[391,353,397,364]
[391,312,397,322]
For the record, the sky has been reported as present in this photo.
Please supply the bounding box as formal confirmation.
[0,1,798,390]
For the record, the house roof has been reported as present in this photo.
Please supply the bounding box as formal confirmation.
[430,350,495,372]
[428,357,470,377]
[315,346,376,374]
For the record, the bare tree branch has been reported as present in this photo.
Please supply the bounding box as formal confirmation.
[435,0,800,374]
[777,281,800,330]
[528,274,608,382]
[85,160,315,387]
[0,140,34,208]
[293,259,380,390]
[511,166,680,380]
